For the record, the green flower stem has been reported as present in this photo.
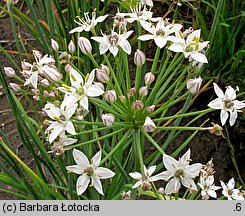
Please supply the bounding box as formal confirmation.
[137,21,142,50]
[115,55,127,94]
[142,130,165,155]
[135,65,142,96]
[68,125,119,136]
[72,120,104,126]
[135,129,144,174]
[150,47,161,74]
[150,92,189,117]
[13,75,24,83]
[65,127,126,150]
[123,51,131,90]
[154,108,213,122]
[103,54,123,96]
[90,99,127,120]
[156,126,207,131]
[87,53,99,67]
[100,129,132,165]
[152,182,161,200]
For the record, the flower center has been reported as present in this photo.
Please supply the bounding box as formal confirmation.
[108,34,119,46]
[77,87,84,95]
[156,29,165,37]
[84,167,94,177]
[59,114,66,121]
[224,100,234,109]
[174,169,184,179]
[227,189,233,196]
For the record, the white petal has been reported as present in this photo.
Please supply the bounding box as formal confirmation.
[181,177,197,191]
[138,34,155,41]
[119,39,131,55]
[227,178,235,190]
[225,86,236,100]
[207,189,217,198]
[147,165,156,177]
[132,181,142,189]
[72,149,90,166]
[208,98,224,109]
[91,150,101,168]
[99,41,111,55]
[213,83,224,98]
[168,43,184,53]
[220,109,229,126]
[44,103,62,120]
[154,37,167,49]
[69,26,85,34]
[77,175,90,195]
[91,36,106,43]
[186,29,201,44]
[109,46,119,57]
[92,175,104,195]
[233,100,245,109]
[163,155,178,173]
[179,149,191,166]
[96,167,115,179]
[86,69,95,86]
[48,123,64,143]
[66,165,83,174]
[86,84,104,97]
[65,121,76,135]
[191,52,208,63]
[80,96,89,111]
[185,163,202,178]
[229,110,237,126]
[129,172,142,180]
[150,170,172,181]
[95,14,108,23]
[69,69,84,88]
[165,178,181,194]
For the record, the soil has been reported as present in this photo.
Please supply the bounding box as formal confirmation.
[0,1,244,200]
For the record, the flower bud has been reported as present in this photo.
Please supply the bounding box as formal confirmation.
[119,95,126,103]
[144,72,155,86]
[21,60,32,70]
[51,39,59,51]
[139,86,148,96]
[42,65,63,83]
[104,90,117,102]
[94,82,105,91]
[134,49,146,66]
[33,95,39,101]
[31,89,39,94]
[9,83,20,92]
[132,100,144,110]
[33,50,42,59]
[101,64,110,75]
[49,92,57,98]
[78,36,92,55]
[186,77,202,94]
[101,113,115,127]
[68,40,76,53]
[40,78,50,87]
[64,64,72,73]
[145,105,155,113]
[158,187,165,195]
[127,87,136,99]
[143,117,156,132]
[4,67,15,77]
[96,69,110,83]
[43,90,49,97]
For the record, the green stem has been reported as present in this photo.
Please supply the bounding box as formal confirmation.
[150,47,161,74]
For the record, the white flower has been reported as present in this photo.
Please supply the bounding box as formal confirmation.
[66,149,115,195]
[44,95,78,143]
[69,12,108,34]
[220,178,244,200]
[129,165,163,190]
[138,18,182,49]
[198,175,221,199]
[152,149,202,194]
[208,83,245,126]
[58,68,104,111]
[91,30,133,56]
[168,29,209,63]
[24,50,55,88]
